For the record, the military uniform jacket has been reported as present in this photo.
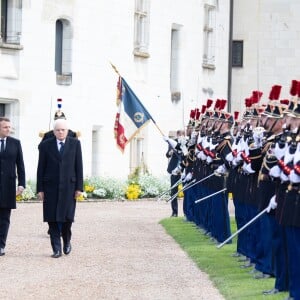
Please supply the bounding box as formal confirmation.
[166,140,181,174]
[37,136,83,222]
[0,136,26,209]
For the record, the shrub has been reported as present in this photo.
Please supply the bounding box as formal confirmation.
[138,173,169,198]
[84,176,126,200]
[20,174,170,201]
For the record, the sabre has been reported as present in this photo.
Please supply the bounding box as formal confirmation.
[216,207,268,249]
[181,172,216,193]
[157,178,182,200]
[194,188,227,204]
[166,179,196,203]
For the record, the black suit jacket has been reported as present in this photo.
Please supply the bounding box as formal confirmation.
[37,136,83,222]
[0,136,26,209]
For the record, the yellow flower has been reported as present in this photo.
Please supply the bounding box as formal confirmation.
[84,185,95,193]
[126,184,141,200]
[16,194,23,202]
[76,194,85,201]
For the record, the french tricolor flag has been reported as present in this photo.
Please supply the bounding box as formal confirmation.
[114,77,154,152]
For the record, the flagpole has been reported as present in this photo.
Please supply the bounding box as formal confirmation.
[110,61,121,77]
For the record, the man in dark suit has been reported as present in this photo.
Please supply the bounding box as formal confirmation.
[38,102,80,236]
[37,119,83,258]
[0,117,26,256]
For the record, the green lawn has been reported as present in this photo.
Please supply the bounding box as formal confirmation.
[160,217,288,300]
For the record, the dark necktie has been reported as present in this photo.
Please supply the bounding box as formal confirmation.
[59,142,64,155]
[0,139,4,153]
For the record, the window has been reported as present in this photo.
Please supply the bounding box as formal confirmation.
[55,19,72,85]
[170,24,182,102]
[232,40,243,67]
[0,103,5,116]
[202,4,216,69]
[133,0,150,58]
[130,135,146,175]
[0,97,20,136]
[0,0,22,45]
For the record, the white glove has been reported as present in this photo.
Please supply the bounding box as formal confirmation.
[242,162,255,174]
[289,170,300,184]
[206,156,213,164]
[163,136,177,149]
[171,166,181,175]
[214,164,228,176]
[183,172,193,182]
[225,152,234,162]
[269,165,281,178]
[181,170,186,180]
[181,144,189,156]
[199,151,207,161]
[266,195,277,213]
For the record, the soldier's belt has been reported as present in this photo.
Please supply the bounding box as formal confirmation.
[259,174,271,181]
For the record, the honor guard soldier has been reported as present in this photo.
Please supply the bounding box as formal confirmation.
[164,129,187,217]
[271,81,300,299]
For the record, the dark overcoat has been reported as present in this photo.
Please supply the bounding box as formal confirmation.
[37,136,83,222]
[0,136,26,209]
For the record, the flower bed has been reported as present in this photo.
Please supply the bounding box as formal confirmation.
[16,173,171,202]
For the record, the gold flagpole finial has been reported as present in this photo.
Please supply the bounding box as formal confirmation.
[109,61,121,77]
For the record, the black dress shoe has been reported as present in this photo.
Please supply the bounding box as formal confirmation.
[262,288,279,295]
[63,243,72,255]
[51,250,62,258]
[170,213,178,217]
[0,248,5,256]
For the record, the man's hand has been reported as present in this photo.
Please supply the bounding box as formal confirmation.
[75,190,82,199]
[16,186,25,196]
[38,192,44,201]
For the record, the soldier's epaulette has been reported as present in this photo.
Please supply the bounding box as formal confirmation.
[76,131,81,138]
[286,136,292,143]
[248,142,256,149]
[39,131,45,138]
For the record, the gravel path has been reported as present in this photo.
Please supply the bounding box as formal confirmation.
[1,200,225,300]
